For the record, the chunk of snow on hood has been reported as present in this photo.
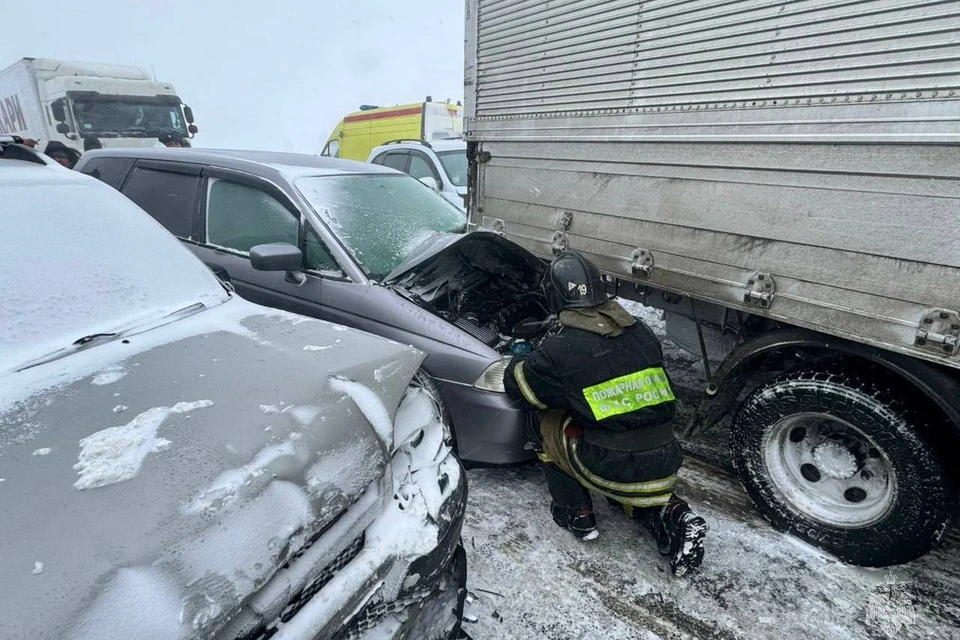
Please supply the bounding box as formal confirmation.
[32,447,51,456]
[306,439,382,499]
[289,405,320,427]
[32,561,44,575]
[302,345,332,352]
[112,405,128,413]
[393,388,437,448]
[374,361,403,382]
[329,377,392,447]
[259,403,283,414]
[184,441,298,515]
[73,400,213,490]
[67,566,184,640]
[91,367,127,386]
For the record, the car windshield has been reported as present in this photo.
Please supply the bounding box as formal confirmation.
[296,174,467,280]
[437,150,467,187]
[0,170,228,372]
[72,99,187,136]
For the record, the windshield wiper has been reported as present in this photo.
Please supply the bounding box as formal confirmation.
[72,332,119,346]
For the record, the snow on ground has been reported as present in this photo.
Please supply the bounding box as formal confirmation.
[462,459,960,640]
[461,299,960,640]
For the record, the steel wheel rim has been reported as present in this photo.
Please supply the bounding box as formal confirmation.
[761,412,898,529]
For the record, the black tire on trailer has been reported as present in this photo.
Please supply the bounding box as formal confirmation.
[731,366,956,567]
[410,368,456,449]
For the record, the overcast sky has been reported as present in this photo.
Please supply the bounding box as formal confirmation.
[3,0,465,152]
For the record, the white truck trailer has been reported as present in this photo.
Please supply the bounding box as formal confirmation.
[0,57,197,153]
[465,0,960,566]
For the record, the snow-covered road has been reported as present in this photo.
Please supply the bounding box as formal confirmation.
[460,302,960,639]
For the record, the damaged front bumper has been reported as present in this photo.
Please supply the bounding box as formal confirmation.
[268,455,467,640]
[254,380,469,640]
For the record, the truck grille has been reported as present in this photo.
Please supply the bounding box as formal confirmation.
[245,534,365,640]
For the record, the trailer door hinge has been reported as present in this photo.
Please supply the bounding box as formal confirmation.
[743,272,776,309]
[631,248,654,278]
[916,309,960,356]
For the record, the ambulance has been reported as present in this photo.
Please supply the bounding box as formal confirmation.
[321,99,462,161]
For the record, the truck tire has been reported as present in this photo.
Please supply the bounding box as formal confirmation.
[731,366,955,566]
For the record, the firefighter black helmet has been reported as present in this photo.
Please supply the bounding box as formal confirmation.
[542,251,608,313]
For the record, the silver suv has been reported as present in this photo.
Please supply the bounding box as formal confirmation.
[0,138,467,639]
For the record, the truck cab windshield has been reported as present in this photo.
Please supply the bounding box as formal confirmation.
[72,99,186,136]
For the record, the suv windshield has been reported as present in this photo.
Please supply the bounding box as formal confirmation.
[437,150,467,187]
[72,99,187,136]
[296,174,466,280]
[1,173,228,372]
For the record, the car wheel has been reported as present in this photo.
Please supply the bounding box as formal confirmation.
[731,366,956,567]
[410,369,455,449]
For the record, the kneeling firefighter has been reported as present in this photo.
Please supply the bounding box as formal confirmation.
[504,251,708,577]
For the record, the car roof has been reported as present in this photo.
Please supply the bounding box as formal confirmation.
[370,139,465,154]
[80,147,401,182]
[0,156,88,185]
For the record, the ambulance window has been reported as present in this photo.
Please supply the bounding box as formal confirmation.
[381,152,409,172]
[322,140,339,158]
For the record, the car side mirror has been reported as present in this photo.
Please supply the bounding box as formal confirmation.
[56,123,70,134]
[250,243,302,272]
[183,105,195,124]
[418,176,439,191]
[188,124,199,135]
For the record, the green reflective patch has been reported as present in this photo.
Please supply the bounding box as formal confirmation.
[582,367,675,421]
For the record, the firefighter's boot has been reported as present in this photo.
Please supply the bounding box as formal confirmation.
[635,496,708,577]
[550,503,599,541]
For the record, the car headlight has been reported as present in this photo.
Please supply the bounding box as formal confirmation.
[473,356,512,393]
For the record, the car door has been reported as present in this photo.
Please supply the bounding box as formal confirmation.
[120,160,204,241]
[195,168,351,324]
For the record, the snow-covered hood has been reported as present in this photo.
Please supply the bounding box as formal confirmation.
[384,230,545,284]
[0,299,423,639]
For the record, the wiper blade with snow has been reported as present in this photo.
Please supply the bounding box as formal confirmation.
[72,332,119,346]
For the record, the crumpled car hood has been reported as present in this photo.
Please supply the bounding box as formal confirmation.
[384,230,545,284]
[0,299,422,640]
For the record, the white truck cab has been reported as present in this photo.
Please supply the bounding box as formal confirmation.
[367,139,467,211]
[0,58,197,154]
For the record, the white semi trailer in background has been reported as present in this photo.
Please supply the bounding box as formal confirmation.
[0,57,197,153]
[465,0,959,566]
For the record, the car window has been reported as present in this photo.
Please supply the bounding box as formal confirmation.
[122,167,199,238]
[381,152,409,172]
[408,153,440,183]
[304,227,344,276]
[371,152,386,165]
[1,176,227,372]
[322,139,340,158]
[79,157,134,190]
[296,174,466,280]
[437,150,468,187]
[206,179,298,254]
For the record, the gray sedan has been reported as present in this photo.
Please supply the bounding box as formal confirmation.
[2,142,466,639]
[77,149,552,464]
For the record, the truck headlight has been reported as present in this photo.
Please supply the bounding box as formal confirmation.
[473,357,512,393]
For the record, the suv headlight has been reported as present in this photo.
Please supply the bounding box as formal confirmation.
[473,356,512,393]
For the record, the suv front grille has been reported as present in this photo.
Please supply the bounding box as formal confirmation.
[246,534,365,640]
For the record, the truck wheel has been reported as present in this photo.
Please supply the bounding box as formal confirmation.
[731,366,955,566]
[410,369,455,448]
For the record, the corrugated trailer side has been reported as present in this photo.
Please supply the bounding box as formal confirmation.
[465,0,960,371]
[465,0,960,567]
